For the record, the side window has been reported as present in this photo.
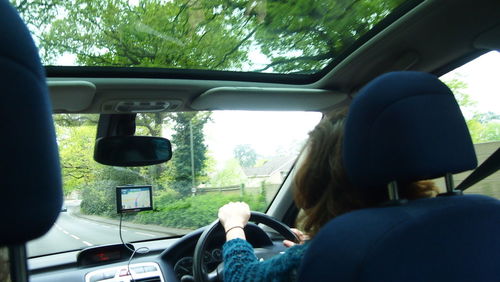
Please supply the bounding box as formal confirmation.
[439,51,500,198]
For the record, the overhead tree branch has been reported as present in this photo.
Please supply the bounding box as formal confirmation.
[214,27,258,69]
[254,52,334,72]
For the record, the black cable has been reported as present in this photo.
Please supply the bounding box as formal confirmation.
[119,213,135,252]
[119,213,150,282]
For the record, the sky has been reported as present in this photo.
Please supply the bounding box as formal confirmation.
[204,111,322,168]
[440,51,500,115]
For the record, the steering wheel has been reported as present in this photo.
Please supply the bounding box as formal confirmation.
[192,211,299,282]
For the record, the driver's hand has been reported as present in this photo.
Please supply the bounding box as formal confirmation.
[283,228,309,247]
[218,201,250,232]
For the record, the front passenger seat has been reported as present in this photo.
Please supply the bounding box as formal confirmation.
[298,71,500,282]
[0,1,63,281]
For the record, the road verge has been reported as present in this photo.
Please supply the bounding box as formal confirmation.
[70,208,191,236]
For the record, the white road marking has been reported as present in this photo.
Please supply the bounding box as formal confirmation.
[71,235,80,240]
[63,230,69,235]
[121,229,128,232]
[100,225,111,228]
[82,241,93,246]
[135,232,155,237]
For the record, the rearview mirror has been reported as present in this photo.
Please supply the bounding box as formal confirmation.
[94,136,172,167]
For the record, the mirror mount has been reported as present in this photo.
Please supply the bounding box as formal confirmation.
[96,114,136,139]
[94,114,172,167]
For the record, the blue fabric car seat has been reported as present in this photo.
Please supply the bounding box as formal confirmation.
[0,0,62,245]
[298,72,500,282]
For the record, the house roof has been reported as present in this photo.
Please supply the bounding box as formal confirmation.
[243,155,296,177]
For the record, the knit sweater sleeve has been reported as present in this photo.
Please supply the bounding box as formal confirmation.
[222,238,308,282]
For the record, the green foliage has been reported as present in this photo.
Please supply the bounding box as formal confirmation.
[15,0,407,73]
[53,110,212,198]
[209,159,247,187]
[80,167,151,216]
[253,0,407,72]
[134,193,266,229]
[80,180,117,216]
[443,78,500,144]
[40,0,252,69]
[154,188,181,206]
[57,124,98,195]
[233,144,257,168]
[444,78,477,110]
[165,112,211,196]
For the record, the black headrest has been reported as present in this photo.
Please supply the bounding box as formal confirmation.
[343,71,477,192]
[0,0,62,244]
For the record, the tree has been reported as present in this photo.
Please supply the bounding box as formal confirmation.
[56,125,98,195]
[443,78,500,143]
[251,0,406,73]
[18,0,406,74]
[40,0,255,69]
[473,112,500,124]
[234,144,257,168]
[53,114,98,127]
[56,122,151,195]
[209,159,247,187]
[164,112,211,196]
[11,0,62,33]
[444,78,477,111]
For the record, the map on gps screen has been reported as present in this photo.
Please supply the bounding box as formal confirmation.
[120,187,151,210]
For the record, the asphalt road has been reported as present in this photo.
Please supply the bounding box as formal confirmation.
[27,210,172,258]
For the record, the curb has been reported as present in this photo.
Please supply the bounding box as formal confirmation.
[70,209,190,236]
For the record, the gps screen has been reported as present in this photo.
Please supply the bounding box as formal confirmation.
[116,186,153,213]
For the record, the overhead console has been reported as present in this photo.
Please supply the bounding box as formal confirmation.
[191,87,346,111]
[101,99,183,113]
[46,78,348,113]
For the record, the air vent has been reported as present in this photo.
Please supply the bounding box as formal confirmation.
[85,262,164,282]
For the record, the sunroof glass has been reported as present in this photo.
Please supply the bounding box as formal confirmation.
[15,0,409,74]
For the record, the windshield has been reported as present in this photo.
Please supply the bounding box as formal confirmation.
[13,0,410,74]
[27,111,322,257]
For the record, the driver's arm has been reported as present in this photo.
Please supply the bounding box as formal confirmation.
[222,238,307,282]
[218,202,308,282]
[218,202,250,241]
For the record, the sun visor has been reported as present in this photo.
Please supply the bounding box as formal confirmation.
[191,87,346,111]
[48,81,96,112]
[474,24,500,50]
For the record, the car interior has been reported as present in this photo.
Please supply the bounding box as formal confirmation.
[1,0,499,281]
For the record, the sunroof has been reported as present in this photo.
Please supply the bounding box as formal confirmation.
[15,0,411,75]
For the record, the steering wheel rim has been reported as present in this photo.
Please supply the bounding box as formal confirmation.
[192,211,299,282]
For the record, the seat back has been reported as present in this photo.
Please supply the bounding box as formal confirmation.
[0,0,62,246]
[0,2,62,281]
[298,72,500,282]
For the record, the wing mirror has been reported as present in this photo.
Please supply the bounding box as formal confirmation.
[94,136,172,167]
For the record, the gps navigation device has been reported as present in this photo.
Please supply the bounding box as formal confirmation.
[116,185,153,213]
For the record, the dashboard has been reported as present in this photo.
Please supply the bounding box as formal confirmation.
[29,223,287,282]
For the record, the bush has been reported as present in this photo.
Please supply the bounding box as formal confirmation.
[79,179,268,230]
[134,192,267,229]
[80,180,117,216]
[80,166,148,217]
